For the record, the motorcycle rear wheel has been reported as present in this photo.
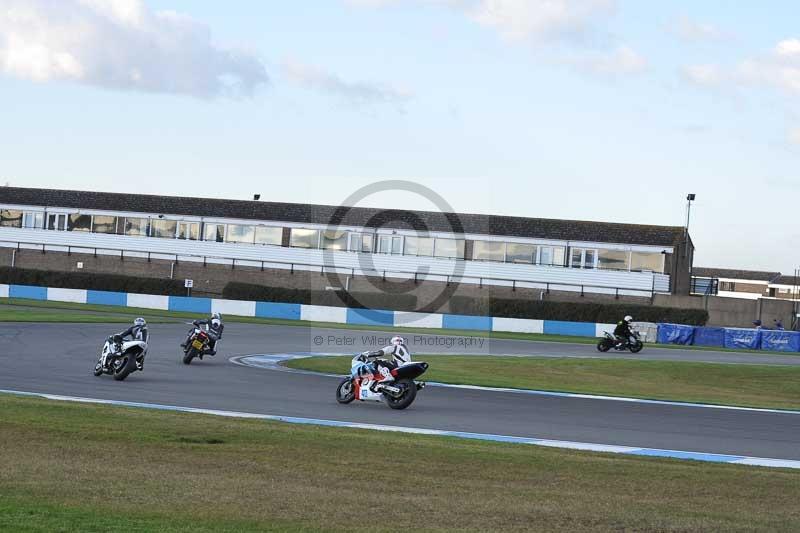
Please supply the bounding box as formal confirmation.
[597,339,612,352]
[112,355,136,381]
[182,347,197,365]
[336,378,356,404]
[385,378,417,410]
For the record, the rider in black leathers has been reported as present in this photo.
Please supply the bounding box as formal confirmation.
[181,312,224,356]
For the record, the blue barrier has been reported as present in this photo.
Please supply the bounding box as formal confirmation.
[723,328,761,350]
[86,290,127,307]
[760,330,800,352]
[346,308,394,327]
[168,296,212,314]
[543,320,596,337]
[255,302,301,320]
[692,327,725,348]
[657,324,695,345]
[442,314,492,331]
[9,284,47,300]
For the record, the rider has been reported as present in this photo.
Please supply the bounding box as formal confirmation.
[354,335,411,382]
[613,315,634,348]
[116,317,149,370]
[182,312,224,356]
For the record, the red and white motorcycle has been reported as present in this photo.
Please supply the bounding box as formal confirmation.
[336,354,428,410]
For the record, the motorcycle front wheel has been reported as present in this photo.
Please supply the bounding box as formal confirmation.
[384,378,417,410]
[336,378,356,404]
[629,340,644,354]
[93,361,103,376]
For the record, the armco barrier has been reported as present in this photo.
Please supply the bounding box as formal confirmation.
[5,284,800,352]
[657,323,695,345]
[692,327,725,348]
[759,330,800,352]
[723,328,761,350]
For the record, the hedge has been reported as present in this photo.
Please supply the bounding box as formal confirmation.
[0,267,185,296]
[448,296,709,326]
[222,282,419,311]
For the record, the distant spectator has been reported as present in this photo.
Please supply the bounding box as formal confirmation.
[774,319,785,331]
[752,320,763,330]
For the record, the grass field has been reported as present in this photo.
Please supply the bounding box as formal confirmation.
[1,297,795,356]
[287,355,800,410]
[1,394,798,532]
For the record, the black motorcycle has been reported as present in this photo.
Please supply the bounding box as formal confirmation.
[597,331,644,353]
[94,334,146,381]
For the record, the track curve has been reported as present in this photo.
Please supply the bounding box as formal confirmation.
[1,322,799,461]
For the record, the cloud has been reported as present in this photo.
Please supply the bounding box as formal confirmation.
[347,0,616,43]
[789,128,800,146]
[569,45,646,75]
[682,39,800,95]
[282,60,413,108]
[0,0,268,98]
[667,16,729,42]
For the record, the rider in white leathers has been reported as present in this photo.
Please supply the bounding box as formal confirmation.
[352,335,411,382]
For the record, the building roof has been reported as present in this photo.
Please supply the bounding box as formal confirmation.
[692,267,781,282]
[0,186,688,248]
[770,275,800,286]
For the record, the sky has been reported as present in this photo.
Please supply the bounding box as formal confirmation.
[1,0,799,273]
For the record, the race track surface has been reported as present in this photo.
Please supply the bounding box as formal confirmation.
[1,322,799,461]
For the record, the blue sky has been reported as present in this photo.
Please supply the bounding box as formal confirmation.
[1,0,799,272]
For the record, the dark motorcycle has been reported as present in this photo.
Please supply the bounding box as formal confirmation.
[597,330,644,353]
[182,326,211,365]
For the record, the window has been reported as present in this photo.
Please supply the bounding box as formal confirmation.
[124,217,149,237]
[204,224,226,243]
[505,243,536,264]
[321,229,348,250]
[597,249,630,271]
[254,226,282,245]
[630,252,664,273]
[570,248,596,269]
[720,281,736,292]
[349,233,374,253]
[177,222,199,241]
[404,236,434,256]
[473,240,505,262]
[151,219,178,239]
[226,224,255,244]
[92,215,118,234]
[290,228,320,248]
[47,213,67,231]
[0,209,22,227]
[539,246,565,266]
[434,238,465,259]
[377,235,403,254]
[22,212,44,229]
[67,214,92,232]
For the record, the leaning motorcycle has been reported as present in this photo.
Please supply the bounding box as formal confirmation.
[597,330,644,353]
[94,334,146,381]
[336,354,428,410]
[182,325,213,365]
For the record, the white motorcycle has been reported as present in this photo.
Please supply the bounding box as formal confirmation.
[94,334,147,381]
[336,354,428,410]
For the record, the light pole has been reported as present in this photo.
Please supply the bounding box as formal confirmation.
[684,194,695,259]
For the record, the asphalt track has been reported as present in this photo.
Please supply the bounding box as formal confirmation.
[1,322,799,461]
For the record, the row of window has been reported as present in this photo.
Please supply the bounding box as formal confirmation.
[0,209,665,272]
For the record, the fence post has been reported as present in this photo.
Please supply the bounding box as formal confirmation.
[580,285,584,297]
[291,263,294,274]
[67,246,71,256]
[232,259,236,270]
[615,288,619,300]
[93,248,97,258]
[147,252,151,263]
[545,282,550,295]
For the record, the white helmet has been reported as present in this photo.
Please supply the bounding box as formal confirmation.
[390,335,405,346]
[212,312,222,321]
[134,317,146,327]
[624,315,633,323]
[211,318,221,329]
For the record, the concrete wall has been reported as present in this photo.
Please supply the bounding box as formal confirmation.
[654,293,797,328]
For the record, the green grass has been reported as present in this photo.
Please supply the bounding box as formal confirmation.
[0,394,798,532]
[0,297,795,356]
[287,355,800,410]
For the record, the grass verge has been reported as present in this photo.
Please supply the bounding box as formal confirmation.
[0,297,795,356]
[0,394,798,532]
[287,355,800,410]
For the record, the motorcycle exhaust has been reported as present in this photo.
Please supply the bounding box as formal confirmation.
[416,382,426,391]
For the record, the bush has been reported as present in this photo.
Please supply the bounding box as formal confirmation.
[0,266,185,296]
[223,282,419,311]
[448,296,709,326]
